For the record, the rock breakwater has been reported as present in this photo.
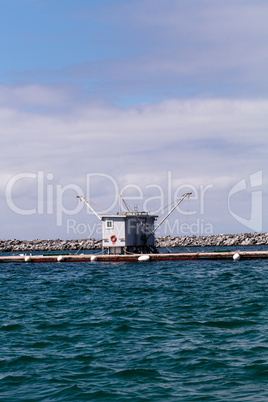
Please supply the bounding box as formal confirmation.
[0,239,102,253]
[156,233,268,248]
[1,233,268,252]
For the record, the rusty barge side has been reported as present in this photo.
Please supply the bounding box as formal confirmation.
[1,250,268,263]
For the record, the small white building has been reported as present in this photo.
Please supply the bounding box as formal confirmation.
[101,212,158,255]
[77,192,191,255]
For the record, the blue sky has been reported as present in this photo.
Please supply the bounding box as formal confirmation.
[1,0,268,239]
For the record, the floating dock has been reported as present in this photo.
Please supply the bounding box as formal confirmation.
[1,250,268,263]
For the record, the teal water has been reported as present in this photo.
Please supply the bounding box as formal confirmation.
[0,249,268,401]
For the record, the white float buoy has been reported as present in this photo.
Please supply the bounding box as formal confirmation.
[138,255,150,262]
[233,252,241,261]
[57,255,65,262]
[24,256,32,262]
[91,255,98,261]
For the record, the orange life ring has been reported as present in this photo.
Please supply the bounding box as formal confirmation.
[110,235,117,243]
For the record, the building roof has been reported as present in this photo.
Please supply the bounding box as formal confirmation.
[100,212,158,219]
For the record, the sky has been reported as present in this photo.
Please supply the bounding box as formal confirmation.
[1,0,268,240]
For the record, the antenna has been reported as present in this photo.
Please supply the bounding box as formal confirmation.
[120,153,124,214]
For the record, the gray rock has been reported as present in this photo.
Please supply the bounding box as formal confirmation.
[1,232,268,252]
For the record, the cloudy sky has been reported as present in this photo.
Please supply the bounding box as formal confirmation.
[1,0,268,240]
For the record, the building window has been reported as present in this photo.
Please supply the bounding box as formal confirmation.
[106,220,113,229]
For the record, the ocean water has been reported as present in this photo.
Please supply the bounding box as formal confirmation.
[1,248,268,401]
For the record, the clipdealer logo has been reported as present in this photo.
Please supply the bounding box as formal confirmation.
[5,171,214,236]
[228,170,263,232]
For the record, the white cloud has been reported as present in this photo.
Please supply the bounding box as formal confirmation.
[1,84,267,238]
[0,84,69,108]
[9,1,267,103]
[79,0,268,93]
[1,86,267,173]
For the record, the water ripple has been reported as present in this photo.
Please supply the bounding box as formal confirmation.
[0,254,268,400]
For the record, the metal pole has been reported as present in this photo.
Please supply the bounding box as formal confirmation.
[152,192,192,234]
[76,196,102,221]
